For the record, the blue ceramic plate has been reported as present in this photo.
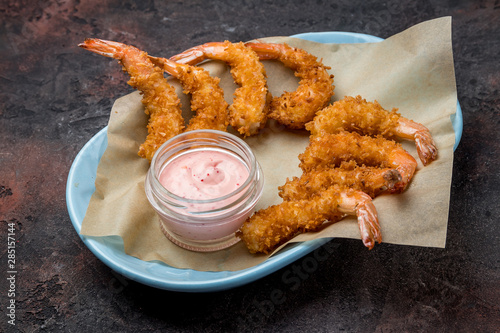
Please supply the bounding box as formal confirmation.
[66,32,463,293]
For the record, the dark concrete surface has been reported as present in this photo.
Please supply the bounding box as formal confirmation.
[1,0,499,332]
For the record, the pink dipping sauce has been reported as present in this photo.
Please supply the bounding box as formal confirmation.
[145,129,264,251]
[159,149,249,212]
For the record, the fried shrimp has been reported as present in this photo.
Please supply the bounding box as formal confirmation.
[299,131,417,193]
[279,161,402,200]
[238,185,381,254]
[79,39,184,161]
[306,95,438,165]
[245,42,334,129]
[149,56,229,132]
[170,41,269,136]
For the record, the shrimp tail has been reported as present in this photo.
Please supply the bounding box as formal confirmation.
[239,185,382,254]
[78,38,124,59]
[79,38,185,161]
[396,117,438,165]
[338,189,381,250]
[355,200,381,250]
[148,55,182,77]
[169,42,225,65]
[244,42,281,60]
[308,96,438,166]
[415,130,438,166]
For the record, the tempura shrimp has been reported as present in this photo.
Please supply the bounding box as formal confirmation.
[279,160,402,200]
[299,131,417,193]
[171,41,269,136]
[238,185,381,254]
[245,42,334,129]
[306,95,438,165]
[79,38,184,161]
[149,56,229,132]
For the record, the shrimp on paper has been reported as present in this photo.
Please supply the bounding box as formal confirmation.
[299,131,417,193]
[79,39,184,161]
[306,95,438,165]
[279,160,402,200]
[170,41,269,136]
[149,56,229,132]
[246,42,334,129]
[238,185,381,254]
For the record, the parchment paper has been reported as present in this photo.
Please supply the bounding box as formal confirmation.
[80,17,457,271]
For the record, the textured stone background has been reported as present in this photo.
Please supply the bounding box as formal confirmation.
[0,0,499,332]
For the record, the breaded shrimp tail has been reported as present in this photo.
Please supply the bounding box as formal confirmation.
[239,185,380,254]
[279,161,402,200]
[171,41,269,136]
[246,42,334,129]
[306,95,437,165]
[79,38,185,161]
[299,131,417,193]
[149,56,229,132]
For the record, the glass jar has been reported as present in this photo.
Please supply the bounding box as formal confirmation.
[145,130,264,252]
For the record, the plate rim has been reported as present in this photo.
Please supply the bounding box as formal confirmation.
[66,31,463,292]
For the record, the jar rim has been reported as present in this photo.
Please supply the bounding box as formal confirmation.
[145,161,264,221]
[149,129,260,209]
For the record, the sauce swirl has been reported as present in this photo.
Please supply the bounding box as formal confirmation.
[159,149,249,210]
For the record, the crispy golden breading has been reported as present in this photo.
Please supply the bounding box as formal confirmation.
[150,56,229,132]
[306,95,437,165]
[238,185,380,254]
[171,41,269,136]
[246,42,334,129]
[299,131,417,193]
[279,160,402,200]
[306,95,401,137]
[79,39,185,161]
